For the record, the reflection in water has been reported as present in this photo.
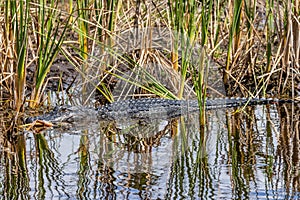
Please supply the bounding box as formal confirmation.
[32,134,70,199]
[0,103,299,199]
[0,134,30,199]
[276,104,300,198]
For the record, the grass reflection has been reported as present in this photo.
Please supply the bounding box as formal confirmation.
[34,133,70,199]
[0,103,299,198]
[2,134,29,199]
[77,133,91,198]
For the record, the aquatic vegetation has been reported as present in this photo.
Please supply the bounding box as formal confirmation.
[0,0,298,110]
[30,1,71,108]
[0,1,299,198]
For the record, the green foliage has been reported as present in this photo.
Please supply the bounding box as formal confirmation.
[0,0,298,111]
[30,0,70,107]
[225,0,243,78]
[168,0,201,99]
[5,0,29,110]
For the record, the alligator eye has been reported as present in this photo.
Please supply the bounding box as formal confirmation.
[25,117,35,124]
[66,117,74,123]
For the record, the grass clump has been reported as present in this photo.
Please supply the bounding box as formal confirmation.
[0,0,298,122]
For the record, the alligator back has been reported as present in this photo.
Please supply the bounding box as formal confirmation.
[26,97,297,125]
[96,97,292,120]
[97,98,199,120]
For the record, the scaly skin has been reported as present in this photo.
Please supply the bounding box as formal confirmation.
[26,97,298,125]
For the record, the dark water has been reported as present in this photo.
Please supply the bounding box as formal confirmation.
[0,103,299,199]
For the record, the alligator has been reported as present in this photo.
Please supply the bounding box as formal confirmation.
[25,97,298,127]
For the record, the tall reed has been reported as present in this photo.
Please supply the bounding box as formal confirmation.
[224,0,243,89]
[0,0,298,114]
[3,0,29,111]
[192,48,209,126]
[168,0,182,74]
[278,1,299,95]
[168,0,201,99]
[91,0,121,102]
[30,0,70,107]
[77,0,89,63]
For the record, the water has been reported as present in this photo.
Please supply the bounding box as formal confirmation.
[0,103,299,199]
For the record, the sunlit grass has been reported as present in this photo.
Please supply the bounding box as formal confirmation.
[0,0,298,119]
[0,2,299,199]
[30,0,70,108]
[2,0,30,111]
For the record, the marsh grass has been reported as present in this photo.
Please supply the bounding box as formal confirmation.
[0,0,70,111]
[29,1,70,108]
[224,0,243,89]
[192,47,209,126]
[224,0,299,97]
[0,2,299,199]
[2,0,30,111]
[0,0,299,121]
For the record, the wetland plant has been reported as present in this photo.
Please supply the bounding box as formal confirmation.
[0,0,298,122]
[30,0,70,108]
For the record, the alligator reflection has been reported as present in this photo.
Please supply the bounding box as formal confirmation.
[0,103,299,199]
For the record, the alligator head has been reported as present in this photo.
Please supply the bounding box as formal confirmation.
[25,105,98,127]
